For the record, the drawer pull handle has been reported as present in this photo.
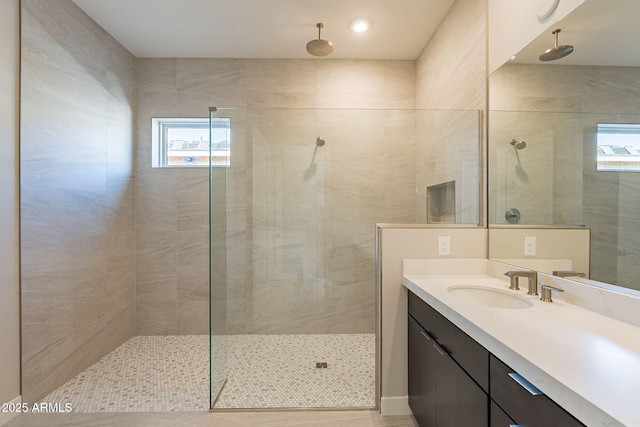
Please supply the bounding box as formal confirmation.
[432,343,445,356]
[420,330,431,341]
[509,425,525,427]
[508,372,544,396]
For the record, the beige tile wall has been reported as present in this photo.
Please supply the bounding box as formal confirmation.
[416,0,487,111]
[20,0,136,401]
[135,59,418,335]
[415,0,487,226]
[132,1,485,336]
[416,110,481,224]
[0,0,20,413]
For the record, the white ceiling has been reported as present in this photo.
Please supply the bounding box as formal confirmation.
[72,0,455,60]
[513,0,640,67]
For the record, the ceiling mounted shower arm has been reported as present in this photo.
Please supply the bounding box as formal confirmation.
[539,28,574,61]
[306,22,334,57]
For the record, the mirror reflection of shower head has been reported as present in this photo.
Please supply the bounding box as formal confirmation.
[306,23,334,57]
[510,139,526,149]
[539,29,574,61]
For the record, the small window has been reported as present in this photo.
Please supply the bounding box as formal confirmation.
[597,123,640,172]
[152,117,230,168]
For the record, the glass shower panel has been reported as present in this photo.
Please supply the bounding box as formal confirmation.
[208,108,481,409]
[220,108,326,335]
[209,109,229,407]
[415,109,482,225]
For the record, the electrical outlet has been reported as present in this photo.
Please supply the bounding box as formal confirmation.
[524,236,536,256]
[438,236,451,256]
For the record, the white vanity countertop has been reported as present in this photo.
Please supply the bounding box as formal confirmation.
[403,259,640,427]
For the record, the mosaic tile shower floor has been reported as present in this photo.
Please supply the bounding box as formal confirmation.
[214,333,376,409]
[41,334,375,412]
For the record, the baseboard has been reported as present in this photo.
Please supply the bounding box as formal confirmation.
[0,396,22,426]
[380,396,412,416]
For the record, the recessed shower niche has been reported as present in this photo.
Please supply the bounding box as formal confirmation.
[427,181,456,224]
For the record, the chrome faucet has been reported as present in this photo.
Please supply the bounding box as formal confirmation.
[504,271,538,295]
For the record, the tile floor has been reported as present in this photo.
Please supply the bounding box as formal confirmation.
[39,334,376,413]
[5,410,418,427]
[215,334,376,408]
[41,336,210,412]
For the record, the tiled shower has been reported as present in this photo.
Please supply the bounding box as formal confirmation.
[19,0,481,411]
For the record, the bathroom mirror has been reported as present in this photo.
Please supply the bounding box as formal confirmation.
[488,0,640,292]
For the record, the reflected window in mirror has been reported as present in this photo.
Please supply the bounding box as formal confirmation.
[597,123,640,172]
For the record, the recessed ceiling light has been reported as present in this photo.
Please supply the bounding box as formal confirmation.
[351,18,371,33]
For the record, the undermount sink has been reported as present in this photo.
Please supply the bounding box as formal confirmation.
[448,285,533,309]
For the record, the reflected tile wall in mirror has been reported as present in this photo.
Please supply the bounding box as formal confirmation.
[489,62,640,291]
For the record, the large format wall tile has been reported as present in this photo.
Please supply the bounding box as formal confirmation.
[135,60,419,335]
[246,59,317,108]
[134,3,483,336]
[416,0,486,111]
[20,0,135,401]
[415,0,486,225]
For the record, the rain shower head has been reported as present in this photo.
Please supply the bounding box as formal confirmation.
[306,23,334,57]
[539,29,574,61]
[510,139,526,149]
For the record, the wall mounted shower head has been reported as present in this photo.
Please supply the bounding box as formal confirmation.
[510,139,526,149]
[539,29,574,61]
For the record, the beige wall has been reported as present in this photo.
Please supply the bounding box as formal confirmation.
[135,59,417,335]
[379,226,488,414]
[489,227,590,275]
[20,0,136,401]
[0,0,21,417]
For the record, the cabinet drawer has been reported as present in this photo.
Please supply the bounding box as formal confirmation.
[408,290,440,336]
[490,400,515,427]
[536,390,585,427]
[408,316,437,427]
[409,315,488,427]
[490,355,585,427]
[490,354,537,423]
[408,291,489,392]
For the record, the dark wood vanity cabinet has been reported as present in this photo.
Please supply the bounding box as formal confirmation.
[408,316,438,427]
[408,290,586,427]
[408,291,489,391]
[408,317,488,426]
[408,292,488,426]
[490,355,585,427]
